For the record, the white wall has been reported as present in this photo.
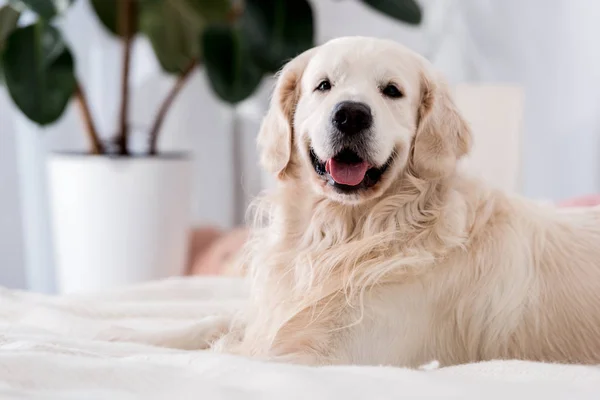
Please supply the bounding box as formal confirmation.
[458,0,600,200]
[0,94,25,289]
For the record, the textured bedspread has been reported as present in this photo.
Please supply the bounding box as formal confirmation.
[0,277,598,399]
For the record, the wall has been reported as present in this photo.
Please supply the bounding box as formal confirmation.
[0,93,25,289]
[459,0,600,200]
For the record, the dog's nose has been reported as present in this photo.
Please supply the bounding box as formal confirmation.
[332,101,372,135]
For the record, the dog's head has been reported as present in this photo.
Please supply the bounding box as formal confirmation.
[258,36,472,204]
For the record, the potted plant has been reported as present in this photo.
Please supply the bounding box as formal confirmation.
[0,0,421,293]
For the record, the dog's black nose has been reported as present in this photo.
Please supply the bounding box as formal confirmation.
[332,101,372,135]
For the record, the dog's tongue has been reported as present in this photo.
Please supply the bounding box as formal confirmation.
[326,158,370,186]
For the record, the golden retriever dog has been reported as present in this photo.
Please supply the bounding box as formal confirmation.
[212,36,600,367]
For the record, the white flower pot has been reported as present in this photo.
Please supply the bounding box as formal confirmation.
[47,154,193,294]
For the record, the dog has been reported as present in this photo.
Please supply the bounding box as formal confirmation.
[212,36,600,367]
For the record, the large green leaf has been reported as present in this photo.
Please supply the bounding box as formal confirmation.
[140,0,229,74]
[202,24,263,105]
[2,23,76,125]
[241,0,314,73]
[0,5,20,49]
[360,0,422,25]
[89,0,122,36]
[185,0,230,24]
[0,5,21,84]
[8,0,74,19]
[91,0,229,48]
[90,0,143,37]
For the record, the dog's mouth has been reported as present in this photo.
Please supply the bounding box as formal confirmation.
[310,148,392,192]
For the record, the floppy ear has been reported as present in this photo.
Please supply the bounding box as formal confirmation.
[410,66,472,179]
[258,49,316,179]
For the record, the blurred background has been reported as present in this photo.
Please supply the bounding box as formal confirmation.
[1,0,600,293]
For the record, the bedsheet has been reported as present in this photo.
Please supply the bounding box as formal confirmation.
[0,277,599,399]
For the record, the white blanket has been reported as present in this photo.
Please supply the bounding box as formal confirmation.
[0,277,599,399]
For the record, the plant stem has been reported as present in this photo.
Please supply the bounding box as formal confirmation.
[148,59,197,155]
[116,0,136,156]
[74,82,103,155]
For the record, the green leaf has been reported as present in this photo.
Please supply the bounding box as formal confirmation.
[202,24,263,105]
[2,22,76,125]
[91,0,229,46]
[185,0,230,23]
[89,0,119,36]
[8,0,74,20]
[241,0,314,73]
[0,6,20,50]
[140,0,226,74]
[0,5,21,83]
[90,0,140,37]
[360,0,422,25]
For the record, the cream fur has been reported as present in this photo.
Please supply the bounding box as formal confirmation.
[213,37,600,368]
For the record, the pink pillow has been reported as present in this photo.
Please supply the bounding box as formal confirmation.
[188,227,248,276]
[558,194,600,207]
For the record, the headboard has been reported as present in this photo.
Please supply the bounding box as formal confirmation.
[454,84,525,193]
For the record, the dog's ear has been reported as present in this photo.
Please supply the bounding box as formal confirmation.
[410,66,472,179]
[258,48,315,179]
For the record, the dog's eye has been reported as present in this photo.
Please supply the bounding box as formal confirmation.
[381,84,403,99]
[315,79,332,92]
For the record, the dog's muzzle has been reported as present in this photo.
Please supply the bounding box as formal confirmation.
[310,101,392,194]
[328,100,374,164]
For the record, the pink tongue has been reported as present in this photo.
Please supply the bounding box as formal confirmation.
[326,159,370,186]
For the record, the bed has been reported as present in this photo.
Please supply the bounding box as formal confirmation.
[0,276,598,399]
